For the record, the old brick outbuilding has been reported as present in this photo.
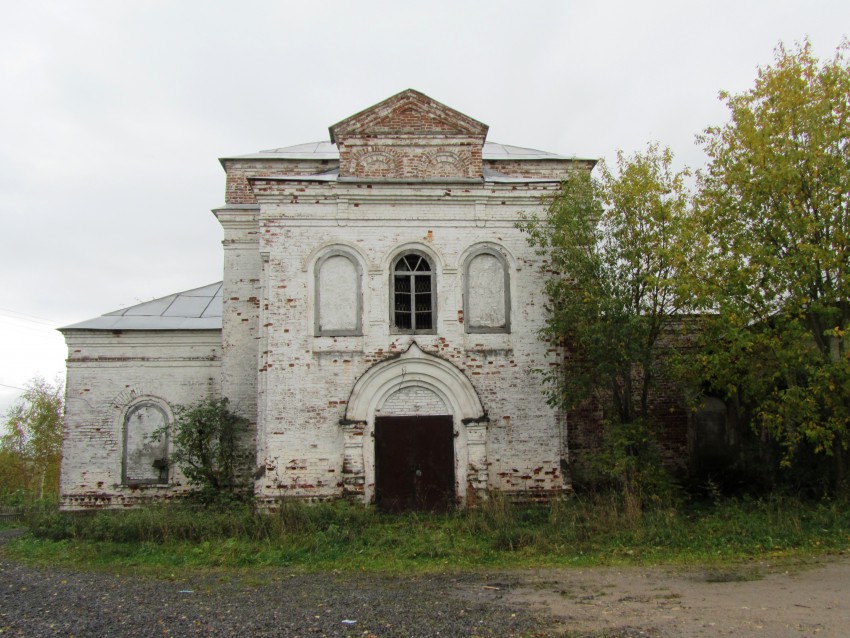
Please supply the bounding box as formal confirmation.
[59,90,597,510]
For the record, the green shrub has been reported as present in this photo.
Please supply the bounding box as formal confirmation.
[159,398,252,504]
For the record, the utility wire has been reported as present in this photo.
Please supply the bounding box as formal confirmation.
[0,307,60,326]
[0,318,61,335]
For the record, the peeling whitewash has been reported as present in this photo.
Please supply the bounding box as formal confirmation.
[467,253,507,329]
[59,90,596,510]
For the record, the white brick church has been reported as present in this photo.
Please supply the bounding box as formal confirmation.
[59,90,595,510]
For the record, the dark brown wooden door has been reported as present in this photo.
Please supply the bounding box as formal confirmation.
[374,415,455,512]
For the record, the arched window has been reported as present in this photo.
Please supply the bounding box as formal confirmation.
[464,249,510,333]
[315,251,362,336]
[123,401,169,485]
[391,252,436,334]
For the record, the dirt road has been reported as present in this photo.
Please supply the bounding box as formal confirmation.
[479,556,850,637]
[2,528,848,637]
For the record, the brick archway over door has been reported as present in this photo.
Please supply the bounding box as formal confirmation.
[343,342,487,506]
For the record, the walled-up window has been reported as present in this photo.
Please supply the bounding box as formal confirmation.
[315,252,362,336]
[392,252,436,333]
[465,250,510,333]
[123,402,169,485]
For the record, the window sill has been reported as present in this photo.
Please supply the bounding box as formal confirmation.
[463,332,513,353]
[121,481,170,488]
[312,336,365,353]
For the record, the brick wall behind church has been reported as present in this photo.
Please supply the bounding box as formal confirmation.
[565,352,691,484]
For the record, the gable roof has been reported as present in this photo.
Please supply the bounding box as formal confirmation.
[328,89,489,143]
[61,282,223,331]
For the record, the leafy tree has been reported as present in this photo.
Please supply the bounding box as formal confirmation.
[0,377,63,503]
[696,40,850,485]
[520,144,699,499]
[161,397,250,503]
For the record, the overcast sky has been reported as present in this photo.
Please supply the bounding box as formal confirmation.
[1,0,848,415]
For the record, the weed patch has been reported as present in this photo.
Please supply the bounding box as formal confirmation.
[6,494,850,573]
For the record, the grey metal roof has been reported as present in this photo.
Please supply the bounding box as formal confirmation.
[482,142,577,161]
[61,283,223,331]
[224,141,341,161]
[222,141,582,162]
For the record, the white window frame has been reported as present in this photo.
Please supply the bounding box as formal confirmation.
[390,251,437,334]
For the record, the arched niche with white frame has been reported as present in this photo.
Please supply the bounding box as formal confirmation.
[314,249,364,336]
[463,245,511,333]
[121,397,172,485]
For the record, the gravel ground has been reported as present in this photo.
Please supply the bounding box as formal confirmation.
[0,530,553,638]
[8,529,843,637]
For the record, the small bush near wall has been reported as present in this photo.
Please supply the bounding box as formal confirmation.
[158,398,252,504]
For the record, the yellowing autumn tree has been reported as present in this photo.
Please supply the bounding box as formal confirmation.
[0,377,63,503]
[696,40,850,486]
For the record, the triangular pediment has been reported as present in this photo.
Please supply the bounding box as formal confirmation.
[329,89,488,142]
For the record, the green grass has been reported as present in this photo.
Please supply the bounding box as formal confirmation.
[4,494,850,573]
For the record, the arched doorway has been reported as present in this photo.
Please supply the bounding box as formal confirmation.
[343,342,487,509]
